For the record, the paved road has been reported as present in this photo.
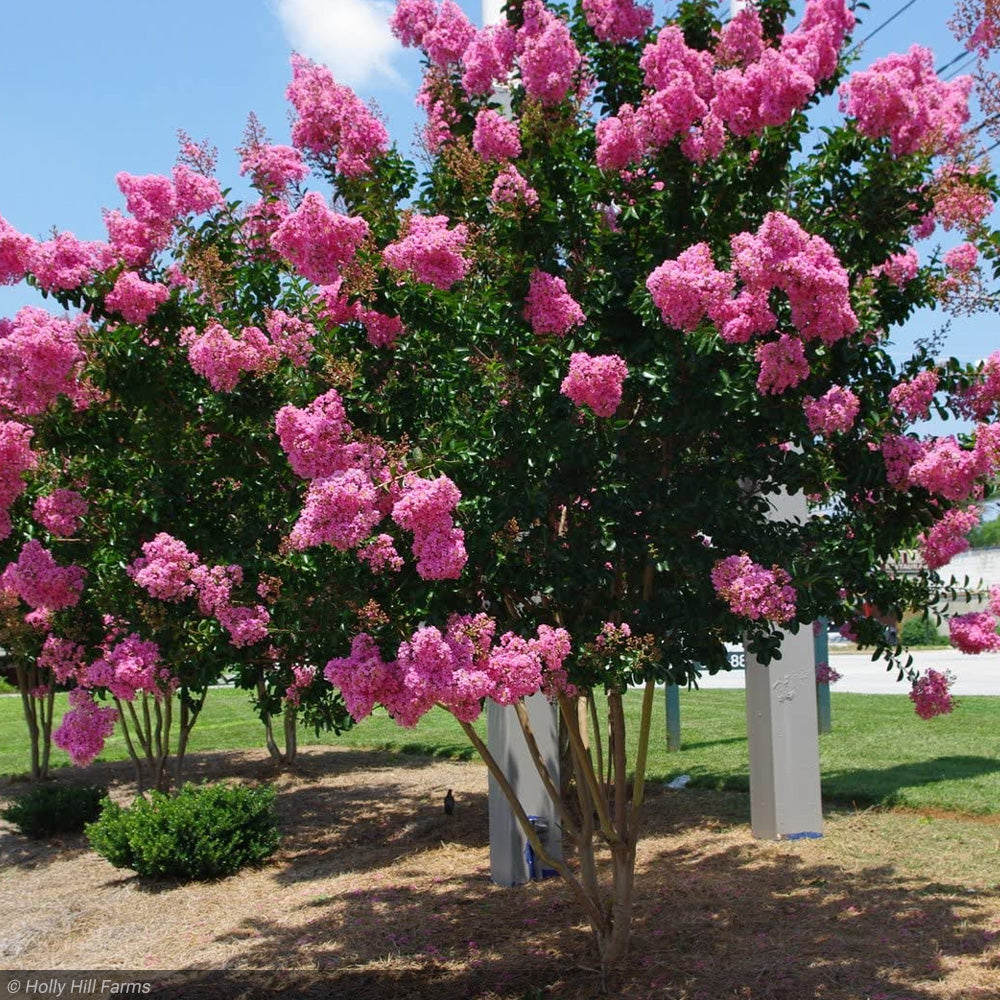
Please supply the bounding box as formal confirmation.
[694,648,1000,695]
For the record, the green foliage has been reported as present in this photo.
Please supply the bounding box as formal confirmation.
[900,616,949,647]
[968,516,1000,549]
[86,782,280,880]
[1,783,106,838]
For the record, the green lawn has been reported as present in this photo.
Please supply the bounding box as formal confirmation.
[2,687,998,815]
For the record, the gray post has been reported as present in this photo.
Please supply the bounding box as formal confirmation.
[665,684,681,752]
[744,488,824,840]
[487,693,563,886]
[814,617,832,735]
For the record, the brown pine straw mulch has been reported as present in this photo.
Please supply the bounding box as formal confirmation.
[2,748,1000,1000]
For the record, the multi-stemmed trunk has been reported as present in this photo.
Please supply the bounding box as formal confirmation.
[14,658,55,781]
[460,679,657,970]
[259,683,299,766]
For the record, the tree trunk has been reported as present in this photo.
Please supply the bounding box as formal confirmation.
[283,704,298,764]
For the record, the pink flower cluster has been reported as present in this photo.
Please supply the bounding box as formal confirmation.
[0,420,37,539]
[182,322,272,392]
[33,489,88,537]
[880,433,928,490]
[755,335,810,395]
[28,232,117,292]
[908,668,956,718]
[391,475,467,580]
[52,688,119,766]
[325,618,572,727]
[711,553,796,623]
[127,533,270,648]
[286,54,389,176]
[919,505,980,570]
[461,22,517,96]
[582,0,654,43]
[275,388,357,479]
[290,468,382,551]
[943,242,979,274]
[523,270,586,336]
[889,370,939,422]
[0,214,33,285]
[803,385,860,436]
[907,428,1000,501]
[646,243,733,332]
[391,0,475,68]
[84,632,173,701]
[932,166,993,234]
[595,1,852,168]
[560,352,629,418]
[949,612,1000,654]
[872,248,920,288]
[284,664,316,707]
[1,540,86,625]
[472,109,521,162]
[382,214,470,290]
[240,143,310,193]
[104,271,171,324]
[270,191,370,286]
[0,306,89,415]
[38,635,87,683]
[955,351,1000,420]
[839,46,972,157]
[814,662,842,684]
[491,165,539,211]
[518,0,583,106]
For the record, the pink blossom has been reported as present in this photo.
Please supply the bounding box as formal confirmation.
[646,243,734,332]
[190,563,243,616]
[518,0,583,106]
[490,165,539,210]
[472,109,521,162]
[839,47,972,157]
[755,335,810,395]
[422,0,475,68]
[595,105,647,171]
[954,351,1000,420]
[275,389,354,480]
[909,668,956,717]
[711,553,796,623]
[360,308,405,349]
[0,215,33,285]
[392,474,467,580]
[116,172,177,228]
[217,604,271,647]
[908,435,985,501]
[933,166,993,233]
[289,468,382,551]
[715,5,765,65]
[358,533,404,573]
[640,24,713,95]
[803,385,860,436]
[33,489,88,537]
[814,662,842,684]
[284,664,316,707]
[949,612,1000,654]
[171,165,224,216]
[461,23,517,96]
[0,420,37,540]
[103,209,166,267]
[2,539,85,613]
[523,270,586,337]
[873,248,919,288]
[85,633,171,701]
[944,241,979,274]
[53,688,118,766]
[711,50,815,137]
[583,0,653,43]
[560,352,629,418]
[681,111,727,163]
[265,309,315,367]
[38,635,87,684]
[128,533,200,602]
[919,505,980,569]
[889,370,939,422]
[325,632,400,722]
[240,143,310,192]
[182,322,273,392]
[382,214,469,290]
[28,233,116,292]
[389,0,437,48]
[104,271,171,324]
[286,54,389,175]
[780,0,854,86]
[270,191,369,286]
[0,306,88,415]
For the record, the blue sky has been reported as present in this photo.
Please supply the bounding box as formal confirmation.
[0,0,994,382]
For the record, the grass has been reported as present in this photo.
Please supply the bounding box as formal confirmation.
[2,685,998,815]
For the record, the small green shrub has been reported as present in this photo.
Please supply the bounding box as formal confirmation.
[900,616,949,648]
[86,782,280,880]
[1,783,106,838]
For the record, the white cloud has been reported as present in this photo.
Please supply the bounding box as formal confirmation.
[274,0,404,90]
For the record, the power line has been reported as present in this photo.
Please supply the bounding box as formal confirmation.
[944,53,978,80]
[850,0,922,51]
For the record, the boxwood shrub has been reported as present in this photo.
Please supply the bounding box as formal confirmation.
[1,783,106,839]
[86,782,280,880]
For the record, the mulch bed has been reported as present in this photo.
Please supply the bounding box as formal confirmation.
[2,747,1000,999]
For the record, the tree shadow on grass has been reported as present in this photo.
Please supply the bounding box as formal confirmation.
[170,785,1000,1000]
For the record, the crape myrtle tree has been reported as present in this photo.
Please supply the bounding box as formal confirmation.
[3,0,1000,966]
